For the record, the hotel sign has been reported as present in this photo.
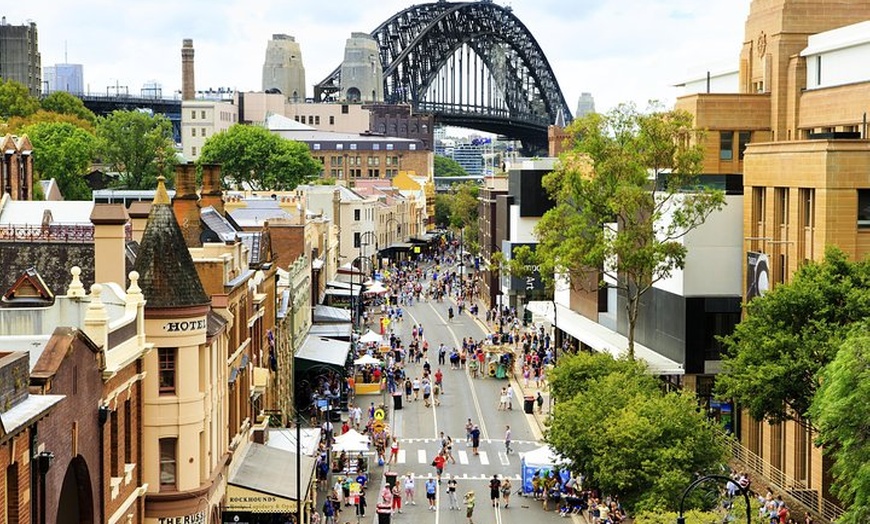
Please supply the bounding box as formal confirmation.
[162,319,207,333]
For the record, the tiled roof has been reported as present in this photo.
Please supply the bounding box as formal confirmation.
[0,243,95,297]
[133,177,210,309]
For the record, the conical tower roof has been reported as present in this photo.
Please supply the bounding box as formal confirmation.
[133,176,210,309]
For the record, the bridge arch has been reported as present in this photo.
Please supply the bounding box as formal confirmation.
[315,1,572,148]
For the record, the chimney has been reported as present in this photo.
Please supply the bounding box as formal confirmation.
[182,39,195,101]
[172,163,203,247]
[200,164,225,216]
[89,204,130,286]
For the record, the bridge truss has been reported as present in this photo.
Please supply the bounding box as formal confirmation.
[315,1,572,149]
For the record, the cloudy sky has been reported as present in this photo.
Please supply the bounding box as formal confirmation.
[20,0,750,115]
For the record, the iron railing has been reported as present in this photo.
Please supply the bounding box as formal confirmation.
[0,223,133,243]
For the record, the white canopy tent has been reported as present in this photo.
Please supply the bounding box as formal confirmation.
[332,429,370,452]
[353,354,382,366]
[359,330,383,344]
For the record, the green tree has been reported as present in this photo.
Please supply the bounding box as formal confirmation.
[810,327,870,524]
[549,350,647,401]
[716,247,870,423]
[547,353,728,513]
[96,110,177,190]
[535,102,724,359]
[434,155,470,177]
[5,109,95,134]
[0,78,40,119]
[22,121,96,200]
[434,193,452,227]
[40,91,96,125]
[198,124,321,191]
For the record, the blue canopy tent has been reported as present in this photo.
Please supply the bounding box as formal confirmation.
[520,445,569,494]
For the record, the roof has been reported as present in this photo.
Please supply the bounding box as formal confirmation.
[0,393,64,441]
[228,200,296,228]
[266,427,322,456]
[228,442,316,502]
[0,243,95,303]
[312,304,351,324]
[309,323,352,340]
[295,335,351,368]
[201,206,239,242]
[132,177,210,309]
[0,200,94,225]
[265,113,315,131]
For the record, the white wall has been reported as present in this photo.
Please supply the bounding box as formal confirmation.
[677,70,739,95]
[508,206,539,243]
[802,20,870,90]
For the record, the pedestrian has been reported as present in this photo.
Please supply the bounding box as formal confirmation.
[489,474,502,507]
[504,425,512,455]
[445,435,456,464]
[470,425,481,455]
[464,491,476,524]
[447,475,459,509]
[356,491,367,517]
[426,477,438,510]
[391,482,403,513]
[389,436,400,464]
[536,391,544,414]
[506,385,514,410]
[465,419,473,444]
[412,377,420,401]
[403,473,416,505]
[433,452,447,483]
[404,378,413,401]
[423,380,432,407]
[323,498,336,524]
[498,387,507,410]
[501,478,512,508]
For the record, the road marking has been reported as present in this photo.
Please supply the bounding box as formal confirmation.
[397,450,406,464]
[458,450,469,465]
[498,451,510,466]
[479,451,489,466]
[418,450,427,464]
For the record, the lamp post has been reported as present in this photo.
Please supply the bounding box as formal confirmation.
[676,474,752,524]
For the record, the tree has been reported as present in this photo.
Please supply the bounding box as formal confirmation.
[40,91,96,125]
[96,110,177,190]
[434,193,452,227]
[198,124,321,190]
[716,247,870,423]
[434,155,470,177]
[22,121,96,200]
[547,353,728,513]
[5,109,95,135]
[810,327,870,524]
[0,79,40,119]
[535,102,725,359]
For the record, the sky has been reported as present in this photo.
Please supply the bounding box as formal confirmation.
[18,0,751,116]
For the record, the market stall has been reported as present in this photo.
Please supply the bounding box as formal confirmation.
[519,445,569,495]
[332,429,372,475]
[353,354,384,395]
[483,344,515,379]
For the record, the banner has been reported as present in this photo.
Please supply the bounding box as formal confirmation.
[746,251,770,301]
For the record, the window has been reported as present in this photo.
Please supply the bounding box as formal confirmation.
[354,209,361,221]
[775,187,788,227]
[386,143,394,151]
[191,110,196,119]
[329,115,335,125]
[341,104,349,114]
[858,189,870,227]
[315,116,321,125]
[372,143,380,151]
[159,438,177,490]
[800,188,815,228]
[294,115,300,122]
[6,463,18,523]
[350,143,357,151]
[720,131,734,160]
[354,232,361,248]
[191,128,196,137]
[110,410,120,475]
[191,146,197,156]
[738,131,751,160]
[158,348,176,395]
[313,143,321,151]
[816,55,822,86]
[124,400,132,464]
[201,110,206,119]
[308,116,314,125]
[336,144,344,150]
[201,128,206,137]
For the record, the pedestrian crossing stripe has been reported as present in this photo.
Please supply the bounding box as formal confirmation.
[458,450,469,465]
[397,450,406,464]
[402,473,522,481]
[417,449,427,464]
[479,451,489,466]
[400,437,537,445]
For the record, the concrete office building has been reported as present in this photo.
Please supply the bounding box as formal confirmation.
[340,33,383,103]
[575,92,595,118]
[262,34,306,102]
[0,17,40,96]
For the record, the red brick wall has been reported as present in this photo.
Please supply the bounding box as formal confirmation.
[0,431,34,524]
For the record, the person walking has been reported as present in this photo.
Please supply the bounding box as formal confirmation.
[323,498,336,524]
[506,385,514,410]
[425,477,438,510]
[489,474,502,507]
[536,391,544,414]
[389,437,400,465]
[412,377,421,401]
[447,475,459,509]
[504,425,513,455]
[501,478,512,508]
[464,491,476,524]
[356,491,367,518]
[391,482,403,513]
[432,451,447,483]
[403,473,416,505]
[470,425,481,455]
[465,419,473,444]
[423,380,432,407]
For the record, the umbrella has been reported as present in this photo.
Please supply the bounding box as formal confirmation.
[359,330,382,344]
[364,282,388,295]
[354,354,382,366]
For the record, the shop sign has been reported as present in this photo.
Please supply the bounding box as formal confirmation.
[157,512,206,524]
[226,485,296,513]
[162,318,207,333]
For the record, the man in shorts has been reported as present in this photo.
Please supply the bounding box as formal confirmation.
[425,477,438,510]
[489,474,502,507]
[464,490,476,524]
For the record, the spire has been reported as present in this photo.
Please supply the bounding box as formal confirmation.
[554,108,566,128]
[133,176,210,309]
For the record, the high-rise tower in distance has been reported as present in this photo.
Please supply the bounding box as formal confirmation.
[262,34,306,102]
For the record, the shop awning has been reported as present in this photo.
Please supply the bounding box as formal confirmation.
[226,442,316,513]
[313,304,352,324]
[309,323,352,340]
[295,335,351,369]
[411,233,435,243]
[326,280,363,292]
[526,301,684,375]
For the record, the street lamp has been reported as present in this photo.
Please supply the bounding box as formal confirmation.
[676,474,752,524]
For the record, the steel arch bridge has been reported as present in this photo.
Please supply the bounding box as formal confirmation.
[315,1,572,149]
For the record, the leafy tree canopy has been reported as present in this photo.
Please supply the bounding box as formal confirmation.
[96,110,177,190]
[0,79,40,119]
[198,124,321,191]
[716,246,870,423]
[434,155,470,177]
[40,91,96,125]
[547,353,728,513]
[22,121,96,200]
[4,109,95,135]
[549,350,651,400]
[535,102,725,358]
[810,326,870,524]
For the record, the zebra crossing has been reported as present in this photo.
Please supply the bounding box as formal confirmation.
[400,472,523,481]
[391,446,525,467]
[400,437,537,445]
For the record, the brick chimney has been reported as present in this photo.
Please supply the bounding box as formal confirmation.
[182,39,195,101]
[172,163,202,247]
[90,203,129,286]
[200,163,225,216]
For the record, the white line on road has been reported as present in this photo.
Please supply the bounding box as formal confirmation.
[458,450,469,465]
[498,451,510,466]
[417,449,427,464]
[479,451,490,466]
[397,450,406,464]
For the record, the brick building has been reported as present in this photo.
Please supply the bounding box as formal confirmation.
[0,134,34,201]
